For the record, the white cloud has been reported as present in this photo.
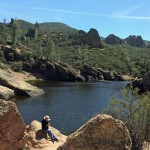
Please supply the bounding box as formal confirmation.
[111,15,150,20]
[29,6,150,21]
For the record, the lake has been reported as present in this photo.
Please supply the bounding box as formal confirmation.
[13,81,129,133]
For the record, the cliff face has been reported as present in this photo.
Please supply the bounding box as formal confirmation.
[0,99,25,150]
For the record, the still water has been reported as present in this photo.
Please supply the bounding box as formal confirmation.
[14,81,129,133]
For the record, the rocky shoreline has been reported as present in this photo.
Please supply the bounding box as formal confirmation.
[0,99,132,150]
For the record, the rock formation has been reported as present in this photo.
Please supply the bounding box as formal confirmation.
[127,71,150,93]
[23,120,67,150]
[58,114,131,150]
[0,85,15,100]
[1,45,24,61]
[0,68,44,97]
[143,71,150,91]
[97,68,125,81]
[85,28,104,48]
[125,35,145,47]
[0,99,25,150]
[105,34,123,45]
[31,59,85,81]
[80,64,104,81]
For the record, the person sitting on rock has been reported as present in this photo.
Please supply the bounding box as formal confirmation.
[41,115,58,143]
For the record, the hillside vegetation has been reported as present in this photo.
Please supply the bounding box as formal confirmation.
[0,18,150,77]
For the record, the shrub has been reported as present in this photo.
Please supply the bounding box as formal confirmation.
[104,88,150,150]
[11,61,23,72]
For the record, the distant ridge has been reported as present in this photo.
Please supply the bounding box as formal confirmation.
[18,19,77,33]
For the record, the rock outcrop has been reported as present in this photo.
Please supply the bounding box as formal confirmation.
[0,99,25,150]
[97,68,124,81]
[1,45,24,61]
[0,85,15,100]
[0,68,44,97]
[85,28,104,48]
[80,64,104,81]
[80,64,125,81]
[23,120,67,150]
[143,71,150,91]
[58,114,131,150]
[127,72,150,92]
[125,35,145,47]
[31,59,85,81]
[105,34,123,45]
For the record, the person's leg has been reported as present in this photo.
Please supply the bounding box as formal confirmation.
[43,129,58,142]
[47,129,56,140]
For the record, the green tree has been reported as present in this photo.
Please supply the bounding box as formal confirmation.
[11,18,20,45]
[77,44,89,65]
[104,88,150,150]
[44,38,55,60]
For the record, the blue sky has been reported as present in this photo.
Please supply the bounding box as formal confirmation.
[0,0,150,40]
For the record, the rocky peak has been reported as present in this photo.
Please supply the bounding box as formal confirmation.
[125,35,145,47]
[105,34,123,45]
[85,28,104,48]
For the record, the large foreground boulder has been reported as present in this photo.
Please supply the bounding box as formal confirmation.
[58,114,131,150]
[23,120,67,150]
[0,99,25,150]
[0,68,44,97]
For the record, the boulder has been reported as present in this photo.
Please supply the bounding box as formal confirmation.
[125,35,145,47]
[105,34,123,45]
[0,68,44,97]
[1,45,24,61]
[143,71,150,91]
[0,85,15,100]
[127,72,150,93]
[0,99,26,150]
[32,59,85,81]
[85,28,104,48]
[23,120,67,150]
[97,68,115,81]
[80,64,104,81]
[127,78,143,91]
[58,114,131,150]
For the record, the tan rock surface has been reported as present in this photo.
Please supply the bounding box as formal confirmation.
[0,68,44,97]
[0,85,15,100]
[23,120,67,150]
[58,114,131,150]
[0,99,26,150]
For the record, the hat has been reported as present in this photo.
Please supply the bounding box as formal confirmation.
[44,115,50,121]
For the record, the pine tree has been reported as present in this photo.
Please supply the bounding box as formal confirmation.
[11,18,20,45]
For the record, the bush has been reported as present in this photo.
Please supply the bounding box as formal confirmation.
[11,61,23,72]
[104,88,150,150]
